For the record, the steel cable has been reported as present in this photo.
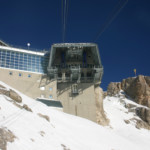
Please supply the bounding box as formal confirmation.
[93,0,128,42]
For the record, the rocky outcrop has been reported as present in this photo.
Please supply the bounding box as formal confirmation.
[95,86,109,126]
[0,84,22,103]
[103,91,107,98]
[0,88,10,96]
[23,104,32,112]
[125,103,150,128]
[0,128,16,150]
[136,107,150,125]
[107,75,150,129]
[124,118,150,130]
[121,76,150,107]
[0,84,5,88]
[37,113,50,122]
[9,89,22,103]
[107,82,121,96]
[107,75,150,108]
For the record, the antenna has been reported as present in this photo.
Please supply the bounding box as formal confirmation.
[27,43,30,50]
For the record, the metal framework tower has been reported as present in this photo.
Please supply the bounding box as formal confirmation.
[47,43,103,85]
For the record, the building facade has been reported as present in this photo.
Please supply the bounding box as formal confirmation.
[0,41,54,99]
[0,41,104,122]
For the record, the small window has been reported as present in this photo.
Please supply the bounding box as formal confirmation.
[9,72,13,75]
[28,74,31,78]
[19,73,22,77]
[72,84,78,94]
[49,95,53,99]
[49,87,52,91]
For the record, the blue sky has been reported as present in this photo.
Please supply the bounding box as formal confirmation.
[0,0,150,90]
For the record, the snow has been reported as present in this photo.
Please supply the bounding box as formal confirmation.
[0,81,150,150]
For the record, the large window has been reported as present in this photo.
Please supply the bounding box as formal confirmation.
[0,49,49,74]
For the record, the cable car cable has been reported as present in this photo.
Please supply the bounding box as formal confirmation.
[93,0,128,42]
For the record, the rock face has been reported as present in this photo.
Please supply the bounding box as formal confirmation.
[37,113,50,122]
[9,89,22,103]
[136,107,150,125]
[95,86,109,126]
[0,85,22,103]
[107,75,150,129]
[0,128,16,150]
[107,75,150,108]
[107,82,121,96]
[122,76,150,107]
[23,104,32,112]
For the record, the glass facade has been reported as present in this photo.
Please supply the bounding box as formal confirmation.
[0,49,49,74]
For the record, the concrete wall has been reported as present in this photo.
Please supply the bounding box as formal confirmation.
[0,67,102,123]
[57,82,97,122]
[0,68,57,100]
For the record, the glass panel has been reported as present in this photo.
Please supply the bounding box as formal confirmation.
[19,73,22,76]
[28,74,31,78]
[15,53,19,58]
[49,95,53,99]
[0,48,48,73]
[24,54,27,59]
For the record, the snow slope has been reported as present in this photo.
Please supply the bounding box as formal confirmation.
[0,81,150,150]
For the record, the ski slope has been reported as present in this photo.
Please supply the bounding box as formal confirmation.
[0,81,150,150]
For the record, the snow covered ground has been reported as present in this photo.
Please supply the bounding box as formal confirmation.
[0,81,150,150]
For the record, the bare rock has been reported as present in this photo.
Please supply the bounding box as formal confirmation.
[0,85,22,103]
[124,120,130,124]
[121,75,150,107]
[95,86,109,126]
[103,91,107,98]
[9,89,22,103]
[30,138,35,142]
[23,104,32,112]
[0,84,5,88]
[0,128,16,150]
[0,89,9,96]
[145,76,150,86]
[136,107,150,125]
[130,118,150,130]
[107,75,150,108]
[37,113,50,122]
[107,82,121,96]
[39,131,45,137]
[13,103,33,112]
[125,103,136,109]
[107,75,150,128]
[122,101,135,113]
[61,144,70,150]
[13,102,23,109]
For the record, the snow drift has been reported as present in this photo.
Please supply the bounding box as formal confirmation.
[0,81,150,150]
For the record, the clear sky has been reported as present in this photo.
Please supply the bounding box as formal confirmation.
[0,0,150,90]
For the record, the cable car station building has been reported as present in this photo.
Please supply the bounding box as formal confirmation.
[0,41,103,122]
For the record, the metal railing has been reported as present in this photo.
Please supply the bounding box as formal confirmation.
[5,43,48,53]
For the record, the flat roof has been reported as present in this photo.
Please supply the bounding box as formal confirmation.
[0,45,45,56]
[52,43,98,48]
